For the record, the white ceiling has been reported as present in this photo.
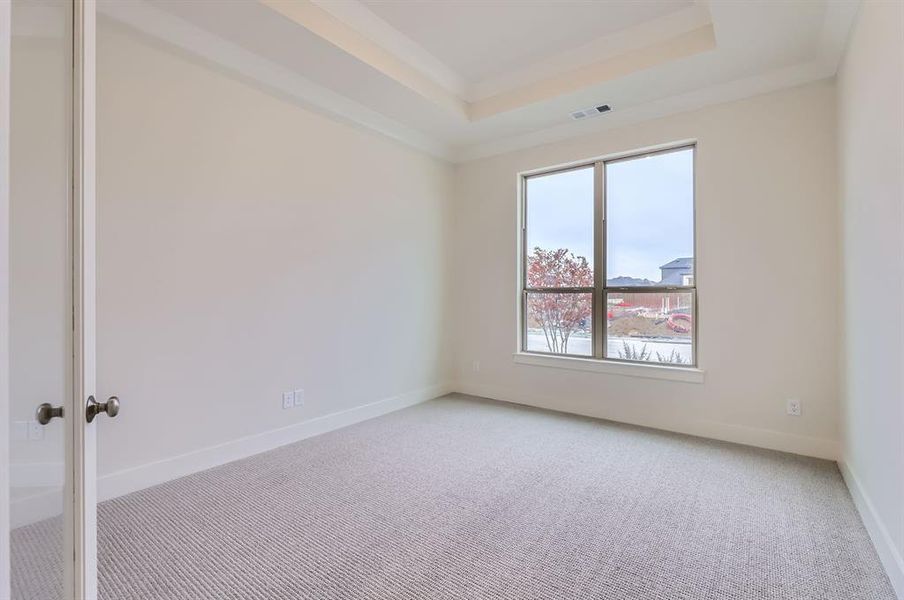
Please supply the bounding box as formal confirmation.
[96,0,860,162]
[359,0,693,87]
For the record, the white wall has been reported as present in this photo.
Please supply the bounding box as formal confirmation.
[94,21,454,479]
[453,81,840,459]
[836,1,904,595]
[3,4,902,594]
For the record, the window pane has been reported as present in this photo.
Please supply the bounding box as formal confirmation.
[526,166,594,287]
[606,291,694,365]
[525,292,592,356]
[606,148,694,287]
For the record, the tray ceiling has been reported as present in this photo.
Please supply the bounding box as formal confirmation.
[95,0,860,161]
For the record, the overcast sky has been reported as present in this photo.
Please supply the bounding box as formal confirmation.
[526,148,693,282]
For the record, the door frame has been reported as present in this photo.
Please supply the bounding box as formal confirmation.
[0,1,97,598]
[0,0,11,595]
[68,1,97,598]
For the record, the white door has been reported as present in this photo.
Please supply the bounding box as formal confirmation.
[2,1,99,599]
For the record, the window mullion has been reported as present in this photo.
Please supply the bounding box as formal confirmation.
[593,161,605,359]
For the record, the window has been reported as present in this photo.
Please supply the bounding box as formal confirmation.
[521,145,696,366]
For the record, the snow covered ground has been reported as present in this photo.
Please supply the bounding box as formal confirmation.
[526,332,692,364]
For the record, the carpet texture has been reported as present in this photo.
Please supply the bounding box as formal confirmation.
[11,394,896,599]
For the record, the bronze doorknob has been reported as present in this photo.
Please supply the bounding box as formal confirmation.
[86,395,120,423]
[36,403,63,425]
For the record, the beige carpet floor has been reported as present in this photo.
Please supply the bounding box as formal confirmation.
[11,394,896,599]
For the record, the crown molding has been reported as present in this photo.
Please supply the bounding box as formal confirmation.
[468,2,712,101]
[257,0,719,124]
[453,60,835,163]
[469,25,716,121]
[309,0,468,97]
[259,0,468,119]
[97,0,455,160]
[95,0,860,166]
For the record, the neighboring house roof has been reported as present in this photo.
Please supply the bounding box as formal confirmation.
[606,259,695,288]
[659,257,694,285]
[660,257,694,270]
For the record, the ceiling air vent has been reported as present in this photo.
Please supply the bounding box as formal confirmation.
[571,104,611,120]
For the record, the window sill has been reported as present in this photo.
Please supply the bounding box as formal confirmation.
[512,352,705,383]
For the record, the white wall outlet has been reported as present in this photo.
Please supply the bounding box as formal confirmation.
[293,389,304,407]
[472,360,480,373]
[27,421,44,441]
[786,398,802,417]
[282,391,294,410]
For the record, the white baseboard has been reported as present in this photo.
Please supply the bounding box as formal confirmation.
[11,380,848,528]
[10,382,452,528]
[839,460,904,599]
[454,381,840,460]
[98,382,452,502]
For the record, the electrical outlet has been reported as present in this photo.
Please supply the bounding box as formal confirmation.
[472,360,480,373]
[293,389,304,407]
[282,391,294,410]
[786,398,801,417]
[28,421,44,441]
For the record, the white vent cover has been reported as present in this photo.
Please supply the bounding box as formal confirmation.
[571,104,611,120]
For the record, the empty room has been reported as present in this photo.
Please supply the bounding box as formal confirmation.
[1,0,903,598]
